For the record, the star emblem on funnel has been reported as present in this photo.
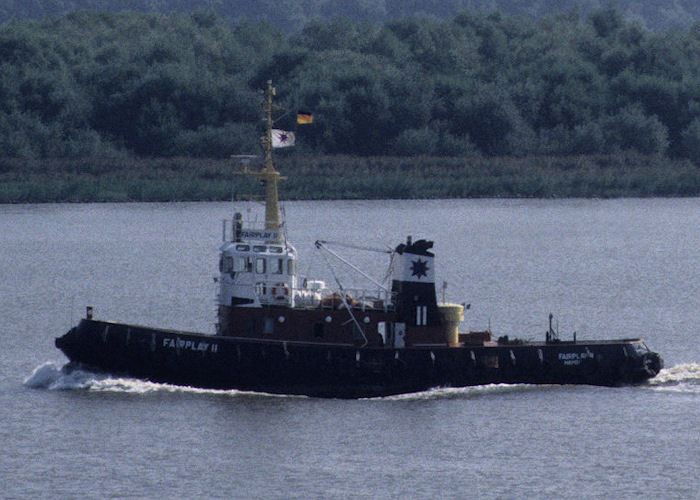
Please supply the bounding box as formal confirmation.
[410,258,429,279]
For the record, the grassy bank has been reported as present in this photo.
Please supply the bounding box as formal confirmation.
[0,154,698,203]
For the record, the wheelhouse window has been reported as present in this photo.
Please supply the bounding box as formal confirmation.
[272,258,283,274]
[256,257,266,274]
[629,343,650,357]
[235,244,250,252]
[236,256,252,272]
[221,256,233,273]
[287,259,295,275]
[253,245,267,253]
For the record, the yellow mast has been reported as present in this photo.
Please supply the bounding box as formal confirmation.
[241,80,286,243]
[261,80,281,234]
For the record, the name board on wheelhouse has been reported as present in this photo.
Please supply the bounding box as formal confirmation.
[240,229,279,241]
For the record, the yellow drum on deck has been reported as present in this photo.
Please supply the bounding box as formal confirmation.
[438,303,464,345]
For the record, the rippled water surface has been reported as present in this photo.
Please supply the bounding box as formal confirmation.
[2,199,698,499]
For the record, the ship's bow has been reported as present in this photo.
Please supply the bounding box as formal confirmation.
[55,326,79,358]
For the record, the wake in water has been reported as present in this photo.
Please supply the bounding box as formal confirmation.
[23,362,295,398]
[646,363,700,394]
[375,383,556,401]
[379,363,700,401]
[25,362,699,399]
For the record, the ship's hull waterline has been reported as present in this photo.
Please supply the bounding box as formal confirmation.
[56,319,662,398]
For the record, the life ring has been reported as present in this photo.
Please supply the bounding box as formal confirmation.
[272,283,289,300]
[642,353,661,376]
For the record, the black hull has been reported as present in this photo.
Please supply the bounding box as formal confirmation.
[55,319,662,398]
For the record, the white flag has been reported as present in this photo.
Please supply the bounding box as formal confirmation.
[271,129,295,148]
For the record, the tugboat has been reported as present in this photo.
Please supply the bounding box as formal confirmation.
[55,81,663,398]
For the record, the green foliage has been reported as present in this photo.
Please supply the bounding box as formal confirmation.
[2,1,699,32]
[0,8,699,168]
[1,154,697,202]
[680,118,700,164]
[601,104,669,155]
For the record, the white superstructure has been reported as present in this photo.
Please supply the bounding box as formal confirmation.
[218,212,299,308]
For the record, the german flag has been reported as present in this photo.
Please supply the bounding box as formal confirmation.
[297,111,313,124]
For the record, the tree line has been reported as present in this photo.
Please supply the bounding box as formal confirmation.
[1,8,699,163]
[1,0,699,32]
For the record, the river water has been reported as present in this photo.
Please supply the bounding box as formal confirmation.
[1,199,698,499]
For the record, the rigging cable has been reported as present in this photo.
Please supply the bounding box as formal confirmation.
[317,245,368,348]
[315,240,389,292]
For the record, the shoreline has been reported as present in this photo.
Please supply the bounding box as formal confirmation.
[1,154,698,203]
